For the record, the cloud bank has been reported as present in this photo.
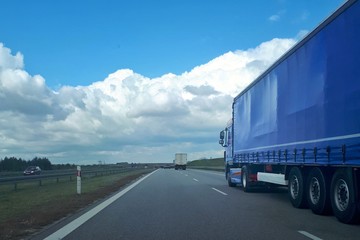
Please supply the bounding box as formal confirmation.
[0,39,295,164]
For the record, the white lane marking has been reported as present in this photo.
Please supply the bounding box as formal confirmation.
[298,231,323,240]
[185,174,188,177]
[44,170,158,240]
[193,178,199,182]
[212,187,228,196]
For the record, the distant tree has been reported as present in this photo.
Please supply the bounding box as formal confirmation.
[0,156,53,171]
[0,156,27,171]
[30,157,52,170]
[52,163,76,170]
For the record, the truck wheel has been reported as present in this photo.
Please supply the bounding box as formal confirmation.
[330,168,359,224]
[241,166,251,192]
[288,167,307,208]
[306,167,331,215]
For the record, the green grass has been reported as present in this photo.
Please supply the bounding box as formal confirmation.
[187,158,224,172]
[188,158,224,167]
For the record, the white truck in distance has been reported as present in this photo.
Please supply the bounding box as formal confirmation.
[174,153,187,170]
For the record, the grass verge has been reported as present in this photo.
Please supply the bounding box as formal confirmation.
[187,158,224,172]
[0,168,153,240]
[187,166,224,172]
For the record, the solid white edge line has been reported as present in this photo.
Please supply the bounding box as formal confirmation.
[212,187,228,196]
[44,170,158,240]
[298,231,323,240]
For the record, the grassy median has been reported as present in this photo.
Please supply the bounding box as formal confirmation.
[0,168,153,240]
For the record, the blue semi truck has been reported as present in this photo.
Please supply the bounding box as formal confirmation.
[219,0,360,224]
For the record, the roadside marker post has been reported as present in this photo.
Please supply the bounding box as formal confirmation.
[77,166,81,195]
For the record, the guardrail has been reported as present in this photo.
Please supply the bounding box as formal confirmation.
[0,167,139,190]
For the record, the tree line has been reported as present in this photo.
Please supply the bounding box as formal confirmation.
[0,156,52,171]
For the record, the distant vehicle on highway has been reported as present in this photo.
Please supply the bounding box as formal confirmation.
[23,166,42,175]
[174,153,187,170]
[161,165,174,169]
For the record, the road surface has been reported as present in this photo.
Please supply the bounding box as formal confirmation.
[34,169,360,240]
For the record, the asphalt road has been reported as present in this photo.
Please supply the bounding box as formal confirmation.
[34,169,360,240]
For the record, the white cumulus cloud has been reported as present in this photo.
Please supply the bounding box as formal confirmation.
[269,15,280,22]
[0,37,296,164]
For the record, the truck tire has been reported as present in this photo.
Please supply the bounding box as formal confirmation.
[330,168,359,224]
[288,167,307,208]
[241,166,251,192]
[306,167,331,215]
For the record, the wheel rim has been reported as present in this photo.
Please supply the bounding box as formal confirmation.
[242,172,247,188]
[290,175,299,199]
[334,179,349,211]
[309,177,320,205]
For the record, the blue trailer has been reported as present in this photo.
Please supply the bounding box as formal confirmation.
[219,0,360,224]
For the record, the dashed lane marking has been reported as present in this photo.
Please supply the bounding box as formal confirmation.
[212,187,228,196]
[298,231,323,240]
[193,178,199,182]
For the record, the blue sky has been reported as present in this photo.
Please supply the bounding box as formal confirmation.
[0,0,344,88]
[0,0,346,164]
